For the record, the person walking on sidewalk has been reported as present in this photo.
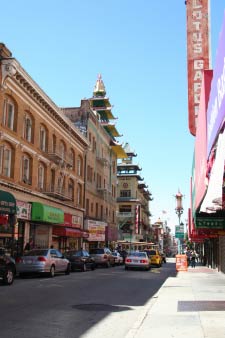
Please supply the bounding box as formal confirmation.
[191,251,196,268]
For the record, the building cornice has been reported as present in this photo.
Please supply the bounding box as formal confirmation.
[1,58,89,149]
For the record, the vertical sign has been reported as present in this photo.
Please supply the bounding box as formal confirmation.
[135,205,139,234]
[186,0,211,135]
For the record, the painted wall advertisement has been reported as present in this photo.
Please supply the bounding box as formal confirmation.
[85,220,106,242]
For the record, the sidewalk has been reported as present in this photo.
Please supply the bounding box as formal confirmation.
[128,263,225,338]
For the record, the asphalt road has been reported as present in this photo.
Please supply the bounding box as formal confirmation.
[0,259,177,338]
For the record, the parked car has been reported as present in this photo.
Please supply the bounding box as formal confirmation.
[0,248,16,285]
[65,249,95,272]
[16,248,71,277]
[144,249,162,267]
[125,251,151,271]
[89,248,115,268]
[112,251,123,265]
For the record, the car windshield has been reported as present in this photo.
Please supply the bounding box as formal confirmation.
[147,250,156,255]
[129,252,147,258]
[24,250,48,256]
[112,253,117,256]
[90,249,104,254]
[67,251,82,256]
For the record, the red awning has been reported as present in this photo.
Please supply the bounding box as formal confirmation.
[53,227,89,238]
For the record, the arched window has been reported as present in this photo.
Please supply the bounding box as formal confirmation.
[57,173,65,193]
[2,96,16,131]
[68,179,74,201]
[52,134,56,153]
[59,141,66,161]
[0,143,13,177]
[77,183,82,206]
[24,113,33,143]
[77,155,82,176]
[38,162,45,190]
[69,148,75,170]
[40,125,48,152]
[21,153,32,185]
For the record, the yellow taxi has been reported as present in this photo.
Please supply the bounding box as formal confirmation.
[144,249,162,267]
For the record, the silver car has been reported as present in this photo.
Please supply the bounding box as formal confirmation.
[125,251,151,271]
[16,249,71,277]
[89,248,115,268]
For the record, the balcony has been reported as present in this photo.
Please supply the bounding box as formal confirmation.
[96,156,109,166]
[41,184,73,201]
[47,150,73,168]
[116,212,134,218]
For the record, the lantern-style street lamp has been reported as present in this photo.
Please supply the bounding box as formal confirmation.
[175,190,183,226]
[175,190,184,254]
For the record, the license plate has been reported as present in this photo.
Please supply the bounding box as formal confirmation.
[26,260,33,264]
[133,260,139,263]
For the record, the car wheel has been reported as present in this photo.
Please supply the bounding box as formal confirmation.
[91,264,95,271]
[49,265,55,277]
[82,263,87,272]
[3,266,14,285]
[65,264,70,275]
[125,266,128,270]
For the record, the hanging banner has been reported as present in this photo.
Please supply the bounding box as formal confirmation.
[186,0,210,135]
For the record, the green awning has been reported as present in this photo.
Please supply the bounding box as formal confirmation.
[31,202,64,224]
[0,190,16,214]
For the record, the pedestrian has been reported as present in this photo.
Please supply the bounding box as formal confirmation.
[24,242,30,252]
[191,252,196,268]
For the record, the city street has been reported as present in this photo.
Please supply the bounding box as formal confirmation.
[0,260,176,338]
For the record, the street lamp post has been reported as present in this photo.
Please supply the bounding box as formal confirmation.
[175,190,184,254]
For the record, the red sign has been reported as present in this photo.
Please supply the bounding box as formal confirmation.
[53,227,88,238]
[186,0,210,135]
[176,254,188,272]
[195,70,213,210]
[61,213,81,229]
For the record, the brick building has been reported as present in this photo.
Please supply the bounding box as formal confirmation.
[64,75,126,250]
[0,43,89,255]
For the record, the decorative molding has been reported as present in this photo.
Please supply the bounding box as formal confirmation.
[1,60,17,87]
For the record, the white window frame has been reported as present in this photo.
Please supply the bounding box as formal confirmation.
[40,125,47,152]
[22,155,31,184]
[3,98,14,130]
[24,115,32,142]
[77,156,82,176]
[0,144,12,177]
[38,163,45,189]
[59,141,66,161]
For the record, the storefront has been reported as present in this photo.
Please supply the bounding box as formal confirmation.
[84,219,106,250]
[0,190,17,255]
[31,202,64,249]
[16,200,32,256]
[52,213,87,251]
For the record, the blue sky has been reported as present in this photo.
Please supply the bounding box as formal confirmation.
[1,1,224,233]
